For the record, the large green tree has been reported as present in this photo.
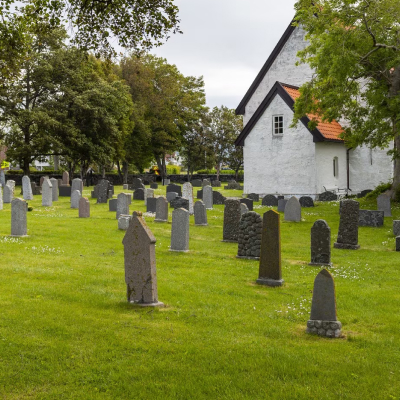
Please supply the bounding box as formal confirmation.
[293,0,400,192]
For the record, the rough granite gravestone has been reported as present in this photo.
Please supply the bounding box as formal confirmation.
[240,203,248,215]
[191,179,202,187]
[11,198,27,237]
[170,196,189,211]
[117,193,130,219]
[393,220,400,237]
[197,189,203,200]
[357,189,373,198]
[334,199,360,249]
[131,178,144,190]
[277,199,288,213]
[62,171,69,185]
[144,188,154,206]
[202,179,211,187]
[109,198,118,212]
[222,199,241,242]
[182,182,194,214]
[166,191,178,203]
[213,191,226,205]
[170,208,189,252]
[306,269,342,338]
[123,211,163,306]
[0,186,2,210]
[150,183,158,190]
[224,180,241,190]
[118,215,131,230]
[155,197,168,222]
[299,196,314,208]
[212,180,221,187]
[22,176,33,200]
[237,211,263,259]
[133,188,145,201]
[97,180,110,203]
[42,178,53,207]
[247,193,259,202]
[240,198,253,211]
[79,197,90,218]
[358,210,384,227]
[50,178,58,202]
[377,193,392,217]
[167,184,182,197]
[257,210,283,286]
[71,178,83,195]
[71,190,81,209]
[284,196,301,222]
[147,197,157,213]
[396,236,400,252]
[0,170,5,187]
[3,182,14,203]
[194,200,207,226]
[309,220,332,266]
[318,191,338,201]
[203,185,213,210]
[262,195,278,207]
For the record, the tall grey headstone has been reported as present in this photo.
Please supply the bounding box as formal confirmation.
[306,269,342,338]
[393,220,400,237]
[237,211,263,259]
[117,193,130,220]
[377,193,392,217]
[42,178,53,207]
[309,220,331,266]
[22,176,33,200]
[170,208,189,252]
[144,188,154,206]
[79,197,90,218]
[123,211,163,306]
[97,180,110,203]
[133,188,145,200]
[3,182,14,203]
[0,170,5,187]
[182,182,194,215]
[71,178,83,194]
[194,200,207,226]
[334,199,360,250]
[284,196,301,222]
[62,171,69,185]
[277,199,288,213]
[155,197,168,222]
[71,190,81,209]
[11,198,27,237]
[109,198,118,212]
[147,197,157,213]
[222,199,241,242]
[50,178,58,202]
[203,185,213,210]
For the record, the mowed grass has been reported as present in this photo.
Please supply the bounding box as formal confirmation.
[1,185,400,399]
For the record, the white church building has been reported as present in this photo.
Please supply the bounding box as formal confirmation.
[235,20,393,197]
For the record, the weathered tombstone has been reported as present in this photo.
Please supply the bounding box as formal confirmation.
[62,171,69,185]
[182,182,194,214]
[191,179,202,187]
[22,176,33,200]
[309,220,332,266]
[306,269,342,338]
[97,180,110,203]
[284,196,301,222]
[299,196,314,208]
[170,196,189,211]
[224,180,241,190]
[240,203,248,215]
[247,193,259,202]
[50,178,58,202]
[393,220,400,237]
[123,211,163,306]
[6,180,15,191]
[222,199,241,242]
[237,211,262,259]
[240,198,253,211]
[71,190,81,209]
[213,191,226,205]
[318,191,338,201]
[396,236,400,252]
[150,183,158,190]
[0,185,3,210]
[42,178,53,207]
[117,193,130,219]
[71,178,83,195]
[155,197,168,222]
[170,208,189,252]
[203,185,213,210]
[197,189,203,200]
[109,198,118,211]
[262,195,278,207]
[79,197,90,218]
[59,185,71,197]
[194,200,208,226]
[334,199,360,249]
[202,179,211,187]
[131,178,143,190]
[133,188,145,201]
[166,191,178,203]
[167,183,182,197]
[144,188,154,206]
[118,215,132,230]
[3,182,14,203]
[92,185,99,199]
[147,197,157,213]
[123,184,129,190]
[163,178,170,185]
[0,170,5,187]
[212,180,221,187]
[277,199,288,213]
[257,210,283,286]
[357,189,373,198]
[11,198,27,237]
[377,193,392,217]
[31,182,41,196]
[358,210,384,227]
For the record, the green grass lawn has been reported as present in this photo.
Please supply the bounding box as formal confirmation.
[1,186,400,399]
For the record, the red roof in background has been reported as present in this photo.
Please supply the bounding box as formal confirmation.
[282,85,344,142]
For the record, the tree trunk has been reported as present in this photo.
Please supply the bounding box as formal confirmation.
[23,157,30,176]
[216,162,221,181]
[116,160,122,179]
[53,155,60,171]
[122,161,129,184]
[69,162,74,182]
[101,165,105,179]
[392,135,400,197]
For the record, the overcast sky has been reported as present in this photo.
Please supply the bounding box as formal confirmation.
[150,0,297,109]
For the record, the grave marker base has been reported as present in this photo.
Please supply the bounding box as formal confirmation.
[306,320,342,338]
[256,278,284,287]
[333,242,360,250]
[129,300,165,308]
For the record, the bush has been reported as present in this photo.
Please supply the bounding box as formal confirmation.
[365,182,392,199]
[166,165,181,175]
[196,169,244,175]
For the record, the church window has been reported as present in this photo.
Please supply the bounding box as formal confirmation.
[273,115,284,135]
[333,157,339,178]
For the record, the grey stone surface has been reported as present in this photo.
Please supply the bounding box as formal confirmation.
[299,196,314,207]
[182,182,194,214]
[170,196,189,211]
[203,185,213,209]
[170,208,189,252]
[224,180,241,190]
[123,184,129,190]
[396,236,400,251]
[202,179,211,187]
[71,190,81,209]
[150,183,158,189]
[3,182,14,203]
[163,178,170,185]
[167,183,182,196]
[0,170,5,187]
[334,199,360,250]
[11,198,27,237]
[284,196,301,222]
[197,189,203,199]
[118,214,132,230]
[0,186,2,210]
[212,180,221,187]
[222,199,241,242]
[262,195,278,207]
[247,193,259,202]
[97,180,110,203]
[358,210,384,227]
[277,199,288,213]
[147,197,157,213]
[40,176,47,187]
[393,220,400,237]
[237,211,263,259]
[22,176,33,200]
[240,203,248,215]
[50,178,58,202]
[357,189,373,198]
[62,171,69,185]
[109,198,118,211]
[133,188,145,201]
[117,193,130,219]
[6,180,15,191]
[318,191,338,201]
[59,185,71,197]
[31,182,41,195]
[191,179,202,187]
[92,185,99,198]
[166,191,178,203]
[377,193,392,217]
[71,178,83,195]
[194,200,208,226]
[309,220,331,266]
[213,191,226,205]
[131,178,144,190]
[240,198,253,211]
[257,210,283,286]
[155,197,168,222]
[144,188,154,206]
[42,178,53,207]
[79,197,90,218]
[123,211,163,306]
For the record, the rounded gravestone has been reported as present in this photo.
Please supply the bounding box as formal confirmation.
[262,195,278,207]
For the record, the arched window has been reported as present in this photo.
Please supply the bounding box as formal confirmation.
[333,157,339,178]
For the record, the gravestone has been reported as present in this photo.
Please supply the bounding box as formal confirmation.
[163,178,170,185]
[240,203,248,215]
[222,199,241,242]
[123,184,129,190]
[212,180,221,187]
[40,176,48,187]
[118,215,131,230]
[393,221,400,237]
[170,208,189,252]
[133,188,145,201]
[213,191,226,205]
[334,199,360,249]
[377,193,392,217]
[6,180,15,191]
[123,211,163,306]
[59,185,71,197]
[299,196,314,208]
[147,197,157,213]
[262,195,278,207]
[71,178,83,195]
[167,184,182,197]
[358,210,384,227]
[306,269,342,338]
[131,178,144,190]
[109,198,118,211]
[197,189,203,200]
[0,186,2,210]
[170,197,189,211]
[284,196,301,222]
[202,179,211,187]
[11,198,28,237]
[42,178,53,207]
[194,201,207,226]
[277,199,288,213]
[203,185,213,209]
[309,220,331,266]
[224,180,241,190]
[237,211,263,259]
[117,193,130,219]
[50,178,58,202]
[143,180,150,186]
[0,170,5,187]
[277,196,284,200]
[357,189,373,198]
[247,193,259,202]
[31,182,41,196]
[240,198,253,211]
[155,197,168,222]
[396,236,400,252]
[191,179,202,187]
[150,183,158,190]
[62,171,69,185]
[166,191,178,203]
[79,197,90,218]
[3,182,14,203]
[71,190,81,209]
[144,188,154,206]
[318,191,338,201]
[257,210,283,286]
[97,180,110,203]
[22,176,33,200]
[92,185,99,198]
[182,182,194,214]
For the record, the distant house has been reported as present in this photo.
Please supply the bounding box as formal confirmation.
[235,20,393,197]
